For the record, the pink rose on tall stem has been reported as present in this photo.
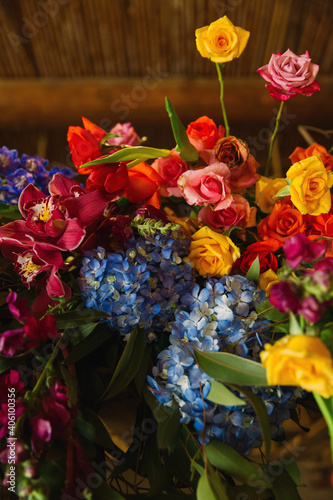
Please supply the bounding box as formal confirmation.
[258,49,320,101]
[177,163,232,210]
[198,194,250,231]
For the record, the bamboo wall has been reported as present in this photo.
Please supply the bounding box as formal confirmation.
[0,0,332,171]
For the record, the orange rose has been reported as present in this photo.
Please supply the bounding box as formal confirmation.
[289,143,333,171]
[186,116,225,152]
[126,162,162,207]
[258,198,307,243]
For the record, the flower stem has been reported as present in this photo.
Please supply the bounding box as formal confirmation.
[216,63,230,136]
[265,101,284,177]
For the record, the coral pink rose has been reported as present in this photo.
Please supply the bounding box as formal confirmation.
[152,151,189,197]
[258,49,320,101]
[177,163,232,210]
[214,136,260,192]
[105,122,140,147]
[186,116,225,163]
[198,194,250,231]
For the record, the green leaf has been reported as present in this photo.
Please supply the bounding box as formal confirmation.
[75,407,115,450]
[60,364,78,408]
[93,480,125,500]
[255,299,288,322]
[0,203,21,220]
[283,461,301,486]
[289,312,303,335]
[134,343,153,395]
[193,346,268,386]
[156,398,181,452]
[274,185,290,198]
[206,440,271,488]
[223,226,243,237]
[230,385,271,458]
[165,97,199,163]
[0,352,31,374]
[321,322,333,357]
[206,380,245,406]
[56,309,110,328]
[261,464,301,500]
[100,327,146,401]
[245,255,260,282]
[196,472,217,500]
[79,146,171,168]
[313,392,333,460]
[64,323,112,365]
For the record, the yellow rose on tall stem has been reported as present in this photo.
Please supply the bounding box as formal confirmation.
[189,226,240,277]
[195,16,250,63]
[195,16,250,137]
[286,155,333,215]
[260,335,333,399]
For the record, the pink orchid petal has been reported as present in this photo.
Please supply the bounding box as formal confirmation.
[56,218,86,251]
[46,268,71,298]
[18,184,45,219]
[33,243,64,268]
[63,189,111,227]
[48,173,82,197]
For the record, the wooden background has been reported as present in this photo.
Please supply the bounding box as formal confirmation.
[0,0,332,173]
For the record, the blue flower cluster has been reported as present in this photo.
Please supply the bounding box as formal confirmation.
[78,230,196,340]
[0,146,76,204]
[148,275,302,454]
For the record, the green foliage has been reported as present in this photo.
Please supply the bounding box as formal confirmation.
[131,216,182,237]
[99,327,146,401]
[165,97,199,163]
[206,441,271,488]
[206,380,245,407]
[193,345,268,386]
[245,255,260,282]
[79,146,171,168]
[76,407,115,450]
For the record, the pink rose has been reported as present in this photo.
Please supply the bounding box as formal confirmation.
[177,163,232,210]
[152,151,189,197]
[258,49,320,101]
[105,122,140,146]
[198,194,250,230]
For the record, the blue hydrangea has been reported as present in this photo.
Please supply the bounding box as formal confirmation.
[78,230,196,339]
[148,275,303,454]
[0,146,77,204]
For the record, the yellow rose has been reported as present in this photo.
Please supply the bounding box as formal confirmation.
[195,16,250,63]
[260,335,333,398]
[258,269,279,295]
[189,226,240,277]
[163,207,202,238]
[255,176,287,214]
[286,156,333,215]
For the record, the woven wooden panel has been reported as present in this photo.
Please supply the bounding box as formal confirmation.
[0,0,332,78]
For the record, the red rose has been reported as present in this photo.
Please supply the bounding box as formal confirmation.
[233,239,282,274]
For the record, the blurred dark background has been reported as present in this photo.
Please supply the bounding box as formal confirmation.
[0,0,332,175]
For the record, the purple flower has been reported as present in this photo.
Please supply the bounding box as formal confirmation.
[308,257,333,293]
[283,234,326,268]
[298,296,324,323]
[269,281,301,314]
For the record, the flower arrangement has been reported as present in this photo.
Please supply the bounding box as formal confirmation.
[0,15,333,500]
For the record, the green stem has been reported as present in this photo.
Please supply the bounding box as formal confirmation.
[215,63,230,136]
[265,100,285,177]
[30,331,68,401]
[313,392,333,460]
